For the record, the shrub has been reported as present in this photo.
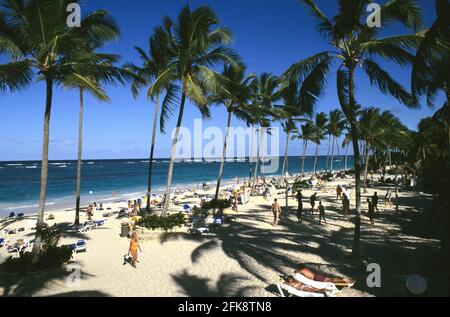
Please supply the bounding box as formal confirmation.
[136,213,185,231]
[292,179,311,192]
[201,199,231,210]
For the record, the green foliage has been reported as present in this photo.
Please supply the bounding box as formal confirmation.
[202,199,231,210]
[136,213,185,231]
[292,179,311,192]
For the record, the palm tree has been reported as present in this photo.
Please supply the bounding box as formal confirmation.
[412,0,450,156]
[64,51,138,226]
[342,131,352,171]
[0,0,120,254]
[250,73,281,193]
[312,112,328,175]
[126,24,178,212]
[160,5,239,215]
[209,63,255,210]
[295,122,315,178]
[287,0,422,256]
[328,109,346,172]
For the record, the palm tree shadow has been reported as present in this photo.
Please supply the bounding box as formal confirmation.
[171,269,259,297]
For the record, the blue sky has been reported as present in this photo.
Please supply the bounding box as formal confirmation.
[0,0,443,161]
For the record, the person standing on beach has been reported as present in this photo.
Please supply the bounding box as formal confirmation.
[318,201,327,225]
[271,198,281,227]
[342,193,350,216]
[310,193,317,214]
[296,190,303,222]
[367,198,375,225]
[371,192,379,212]
[128,231,142,268]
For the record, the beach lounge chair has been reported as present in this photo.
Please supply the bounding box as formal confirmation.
[17,213,24,220]
[293,272,355,295]
[7,239,30,254]
[276,276,340,298]
[94,219,106,227]
[69,240,87,254]
[188,227,210,235]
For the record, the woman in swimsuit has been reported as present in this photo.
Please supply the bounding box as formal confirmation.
[128,231,142,268]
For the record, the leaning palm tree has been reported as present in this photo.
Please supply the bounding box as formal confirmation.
[126,24,178,212]
[250,73,281,193]
[278,79,314,180]
[328,109,346,172]
[342,131,352,171]
[64,51,139,225]
[295,122,315,178]
[0,0,120,254]
[209,63,255,210]
[287,0,422,256]
[160,5,240,215]
[312,112,328,175]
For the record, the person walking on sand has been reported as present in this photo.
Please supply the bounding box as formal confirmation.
[310,193,317,214]
[318,201,327,225]
[367,198,375,225]
[384,189,392,208]
[342,193,350,216]
[128,231,142,268]
[336,185,343,200]
[296,189,303,222]
[271,198,282,227]
[371,192,379,212]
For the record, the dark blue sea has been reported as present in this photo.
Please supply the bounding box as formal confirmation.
[0,156,353,217]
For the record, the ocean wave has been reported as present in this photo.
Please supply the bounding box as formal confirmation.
[50,162,70,166]
[25,166,38,169]
[125,162,135,164]
[5,202,55,210]
[140,160,150,163]
[6,164,23,166]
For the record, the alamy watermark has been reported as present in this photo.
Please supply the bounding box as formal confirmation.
[170,119,280,174]
[367,3,382,28]
[66,3,81,28]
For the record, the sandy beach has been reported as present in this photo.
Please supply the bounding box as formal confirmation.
[0,175,443,297]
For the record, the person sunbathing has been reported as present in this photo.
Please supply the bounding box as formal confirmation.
[295,266,355,285]
[282,276,328,296]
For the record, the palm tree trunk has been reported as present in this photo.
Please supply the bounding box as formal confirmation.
[313,143,319,175]
[162,87,187,216]
[388,145,392,171]
[335,136,340,170]
[301,140,308,179]
[74,87,84,226]
[145,95,160,212]
[32,77,53,254]
[347,65,362,257]
[395,164,399,213]
[252,127,264,193]
[214,110,232,213]
[281,132,289,179]
[326,134,331,171]
[330,135,335,172]
[363,142,370,194]
[248,126,255,185]
[344,143,349,170]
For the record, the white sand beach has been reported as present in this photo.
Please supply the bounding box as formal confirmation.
[0,176,443,297]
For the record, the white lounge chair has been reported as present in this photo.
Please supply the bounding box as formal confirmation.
[294,272,355,295]
[277,281,328,297]
[69,240,87,253]
[7,239,30,254]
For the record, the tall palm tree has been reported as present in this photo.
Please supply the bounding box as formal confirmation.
[295,122,315,178]
[159,5,239,215]
[287,0,422,256]
[126,24,178,212]
[0,0,120,254]
[328,109,346,172]
[342,131,352,171]
[209,63,255,210]
[312,112,328,175]
[412,0,450,156]
[64,51,138,226]
[249,73,280,193]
